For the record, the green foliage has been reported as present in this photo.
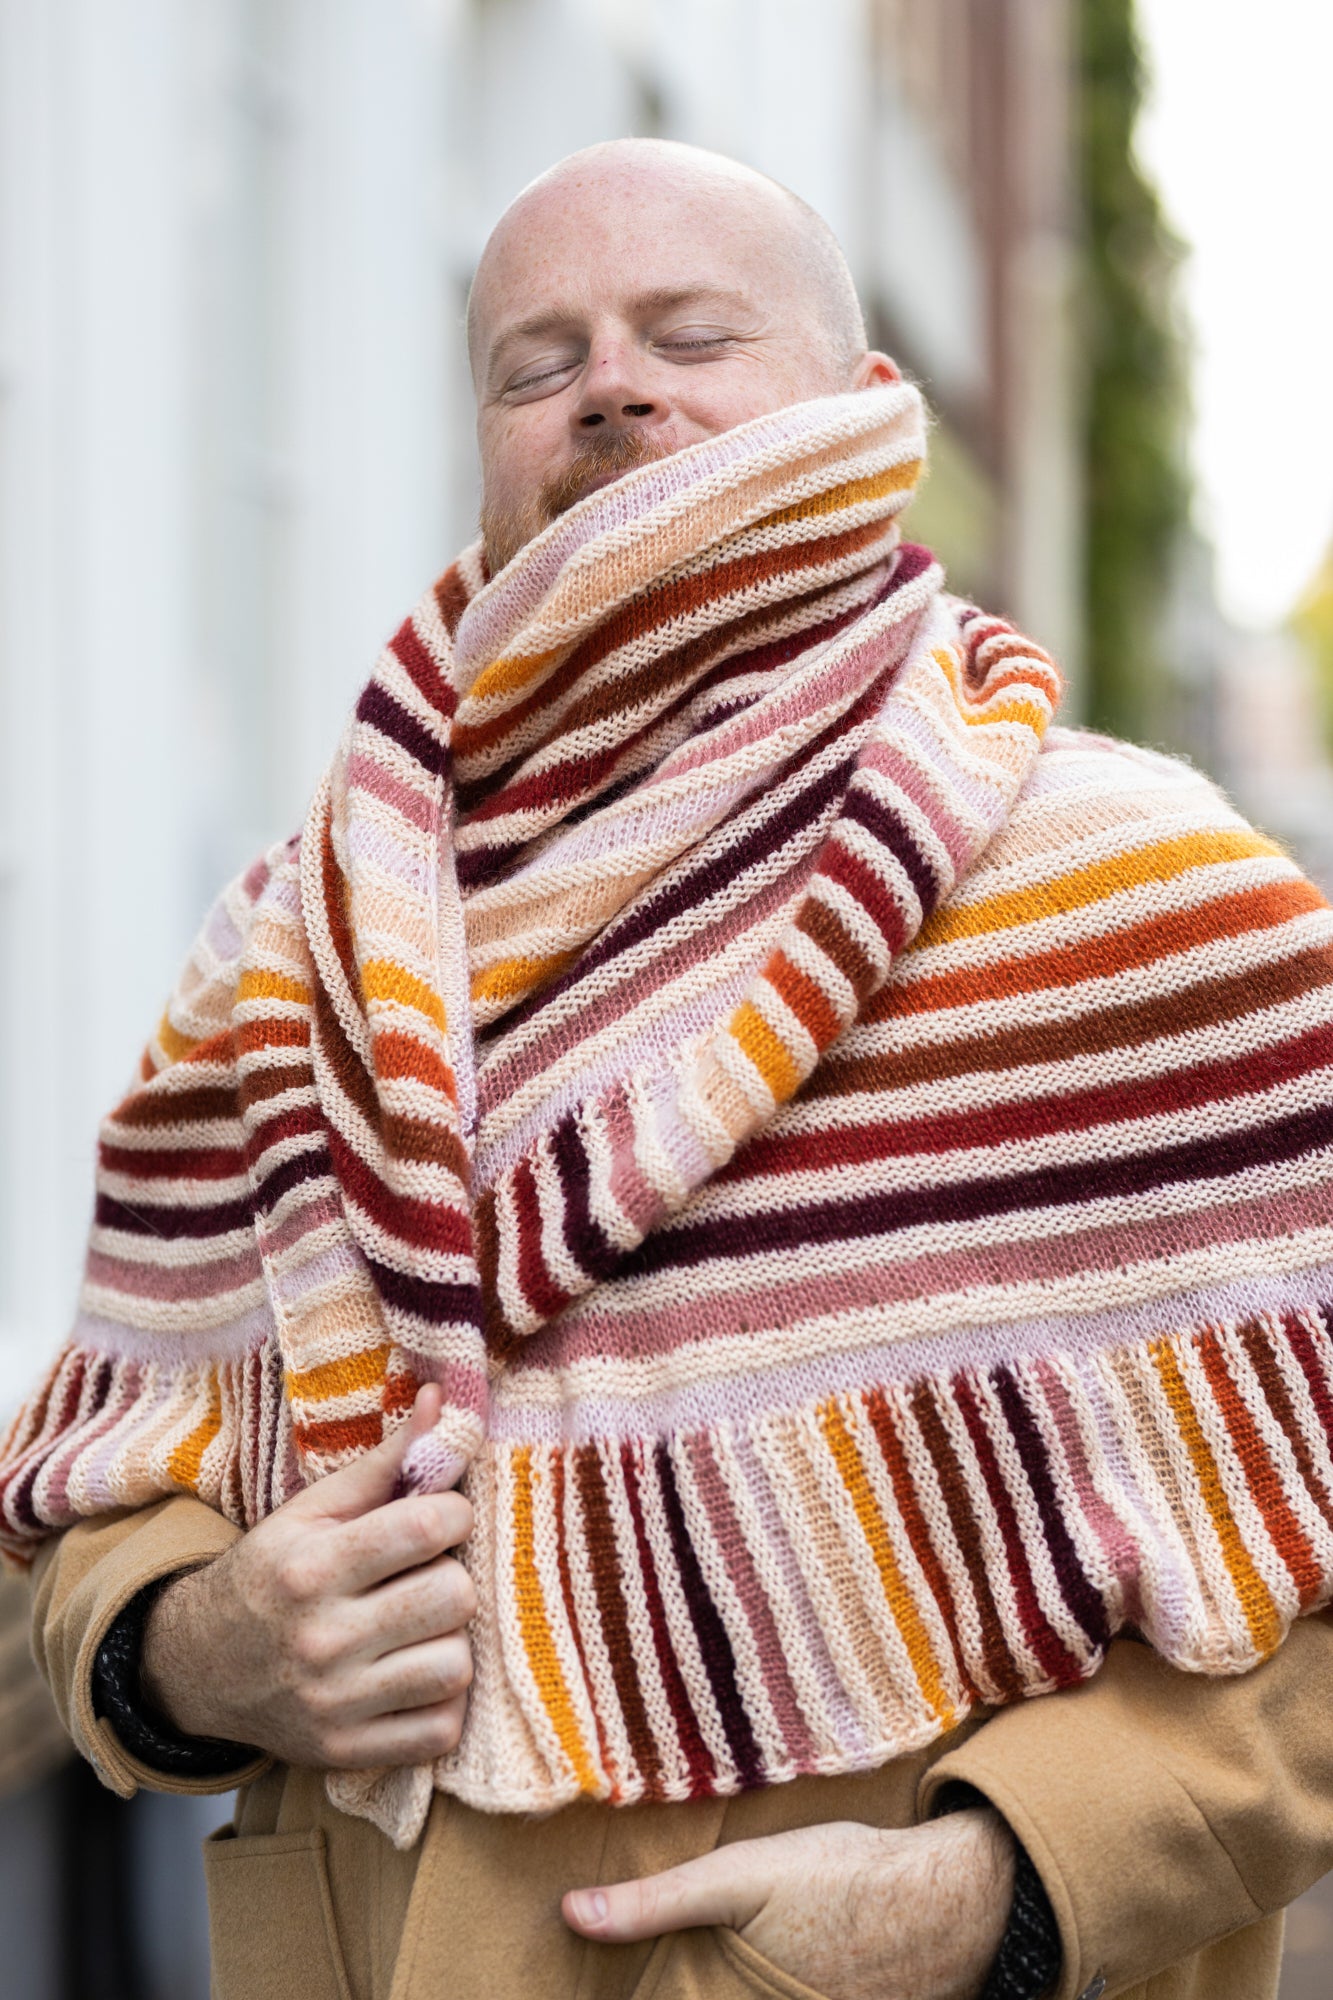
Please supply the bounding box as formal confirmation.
[1079,0,1192,738]
[1293,549,1333,756]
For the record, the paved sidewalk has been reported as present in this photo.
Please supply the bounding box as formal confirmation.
[1280,1869,1333,1998]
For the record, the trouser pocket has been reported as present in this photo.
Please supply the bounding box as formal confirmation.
[203,1826,353,2000]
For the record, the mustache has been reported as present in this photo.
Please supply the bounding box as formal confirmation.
[539,427,671,521]
[480,427,674,576]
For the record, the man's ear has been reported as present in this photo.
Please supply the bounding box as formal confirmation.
[853,350,901,389]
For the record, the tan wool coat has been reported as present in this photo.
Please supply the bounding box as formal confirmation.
[28,1491,1333,2000]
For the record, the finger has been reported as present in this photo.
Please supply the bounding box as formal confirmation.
[349,1632,473,1720]
[335,1490,474,1594]
[326,1692,468,1770]
[354,1551,478,1652]
[562,1841,775,1942]
[302,1384,445,1526]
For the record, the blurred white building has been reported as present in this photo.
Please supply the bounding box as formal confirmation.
[0,0,1079,1409]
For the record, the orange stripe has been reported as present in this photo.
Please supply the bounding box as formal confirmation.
[765,948,841,1051]
[818,1399,955,1726]
[512,1448,598,1792]
[288,1344,391,1405]
[468,643,562,706]
[236,969,311,1006]
[730,998,802,1101]
[880,877,1327,1021]
[156,1012,199,1064]
[1151,1340,1282,1654]
[761,461,921,530]
[1195,1333,1324,1607]
[167,1376,222,1492]
[920,828,1283,948]
[362,959,446,1033]
[471,950,575,1008]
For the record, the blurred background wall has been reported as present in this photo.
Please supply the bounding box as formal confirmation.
[1,1,1330,1994]
[0,0,1094,1421]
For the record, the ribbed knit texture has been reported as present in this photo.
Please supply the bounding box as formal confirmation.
[5,385,1333,1851]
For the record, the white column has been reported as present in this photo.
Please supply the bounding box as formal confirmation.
[0,0,196,1406]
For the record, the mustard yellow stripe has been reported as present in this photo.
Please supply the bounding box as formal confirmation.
[818,1400,955,1726]
[471,951,574,1008]
[761,461,921,532]
[167,1376,222,1493]
[964,697,1050,736]
[237,968,311,1006]
[920,828,1282,948]
[287,1344,391,1405]
[931,648,1052,734]
[1151,1341,1281,1656]
[512,1448,598,1792]
[156,1011,199,1064]
[468,643,562,706]
[730,998,803,1102]
[363,958,446,1033]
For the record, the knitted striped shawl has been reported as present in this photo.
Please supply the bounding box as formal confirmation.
[6,384,1333,1849]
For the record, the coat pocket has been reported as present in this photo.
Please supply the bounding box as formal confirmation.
[203,1826,353,2000]
[633,1925,832,2000]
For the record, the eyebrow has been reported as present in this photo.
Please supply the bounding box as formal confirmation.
[486,285,756,374]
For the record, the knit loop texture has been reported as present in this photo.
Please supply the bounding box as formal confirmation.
[5,384,1333,1850]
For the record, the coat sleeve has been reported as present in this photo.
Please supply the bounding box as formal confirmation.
[28,1496,270,1798]
[919,1619,1333,2000]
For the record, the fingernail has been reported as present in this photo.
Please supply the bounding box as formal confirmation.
[574,1891,608,1927]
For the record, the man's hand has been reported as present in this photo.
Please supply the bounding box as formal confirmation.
[140,1384,477,1769]
[563,1810,1015,2000]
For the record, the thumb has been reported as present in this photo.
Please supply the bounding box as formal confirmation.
[562,1837,776,1943]
[300,1382,444,1523]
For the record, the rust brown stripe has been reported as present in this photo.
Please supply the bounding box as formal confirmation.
[909,1382,1026,1702]
[820,937,1333,1101]
[573,1443,664,1793]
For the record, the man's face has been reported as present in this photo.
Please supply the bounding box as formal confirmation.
[469,155,891,572]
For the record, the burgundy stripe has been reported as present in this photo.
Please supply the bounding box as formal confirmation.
[550,1114,617,1283]
[512,1156,571,1322]
[654,1443,763,1787]
[388,614,455,722]
[953,1377,1083,1685]
[325,1125,472,1257]
[991,1366,1110,1650]
[95,1189,254,1240]
[364,1256,483,1330]
[573,1444,665,1796]
[355,680,448,779]
[620,1444,716,1796]
[632,1100,1333,1275]
[749,1019,1333,1178]
[839,783,940,915]
[494,735,860,1033]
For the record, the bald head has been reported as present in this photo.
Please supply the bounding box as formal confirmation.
[467,139,895,574]
[468,140,867,382]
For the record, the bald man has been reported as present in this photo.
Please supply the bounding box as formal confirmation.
[26,142,1333,2000]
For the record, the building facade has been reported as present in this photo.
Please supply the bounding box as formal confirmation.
[0,0,1079,1412]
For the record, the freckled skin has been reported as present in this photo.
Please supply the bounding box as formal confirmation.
[142,140,1008,2000]
[469,139,898,569]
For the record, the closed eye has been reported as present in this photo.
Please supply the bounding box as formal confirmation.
[504,357,581,398]
[654,333,736,357]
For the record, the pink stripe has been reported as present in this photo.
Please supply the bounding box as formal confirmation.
[524,1173,1333,1376]
[346,752,439,834]
[1030,1360,1149,1625]
[86,1245,264,1303]
[455,390,917,672]
[687,1431,817,1767]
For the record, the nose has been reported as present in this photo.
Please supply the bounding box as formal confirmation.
[573,333,666,434]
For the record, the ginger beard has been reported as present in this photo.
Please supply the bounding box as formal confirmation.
[480,426,673,575]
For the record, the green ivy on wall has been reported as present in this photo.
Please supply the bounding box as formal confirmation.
[1080,0,1192,740]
